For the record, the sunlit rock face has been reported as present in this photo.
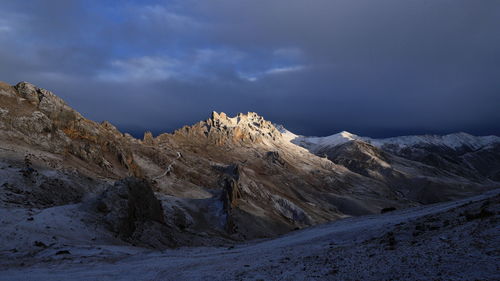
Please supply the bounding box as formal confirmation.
[169,111,283,146]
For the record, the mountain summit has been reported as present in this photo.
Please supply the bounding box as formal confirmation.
[170,111,283,146]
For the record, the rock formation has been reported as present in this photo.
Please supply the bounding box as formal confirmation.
[0,81,142,178]
[97,177,171,247]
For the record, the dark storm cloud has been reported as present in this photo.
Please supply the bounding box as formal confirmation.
[0,0,499,137]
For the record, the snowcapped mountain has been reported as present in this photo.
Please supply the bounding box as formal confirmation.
[291,131,363,152]
[370,132,500,150]
[273,123,298,142]
[290,130,500,152]
[282,125,500,191]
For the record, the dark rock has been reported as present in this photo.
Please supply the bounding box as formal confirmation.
[223,164,240,181]
[220,164,241,212]
[20,167,36,177]
[219,164,242,234]
[55,250,71,255]
[265,151,286,166]
[221,177,240,211]
[34,241,47,248]
[464,208,494,221]
[381,207,397,214]
[97,177,172,248]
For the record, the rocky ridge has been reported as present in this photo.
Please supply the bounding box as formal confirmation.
[0,82,141,179]
[166,111,283,146]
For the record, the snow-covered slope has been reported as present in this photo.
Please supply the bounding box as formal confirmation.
[273,124,298,142]
[292,131,363,152]
[1,189,498,281]
[289,129,500,152]
[369,132,500,150]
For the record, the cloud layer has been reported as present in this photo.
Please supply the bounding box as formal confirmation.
[1,0,499,137]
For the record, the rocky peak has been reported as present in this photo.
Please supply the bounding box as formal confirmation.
[143,131,156,145]
[14,81,82,122]
[209,111,270,128]
[209,111,281,138]
[172,111,283,146]
[0,81,142,178]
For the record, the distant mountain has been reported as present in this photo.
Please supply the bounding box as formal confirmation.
[289,128,500,185]
[292,130,500,152]
[0,81,498,253]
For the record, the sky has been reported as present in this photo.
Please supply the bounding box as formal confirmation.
[0,0,499,138]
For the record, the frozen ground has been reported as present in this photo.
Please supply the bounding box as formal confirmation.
[0,189,498,281]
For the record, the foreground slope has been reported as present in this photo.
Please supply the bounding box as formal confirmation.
[1,189,498,281]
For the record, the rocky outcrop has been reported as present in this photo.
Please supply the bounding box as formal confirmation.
[170,111,283,146]
[15,81,83,122]
[142,131,156,146]
[0,82,142,178]
[97,178,172,247]
[220,164,241,210]
[220,164,242,233]
[270,194,311,226]
[265,151,286,166]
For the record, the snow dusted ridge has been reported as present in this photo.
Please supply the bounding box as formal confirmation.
[293,131,361,151]
[273,124,298,142]
[278,125,500,152]
[369,132,500,150]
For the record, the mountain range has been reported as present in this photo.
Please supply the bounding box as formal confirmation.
[0,81,499,280]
